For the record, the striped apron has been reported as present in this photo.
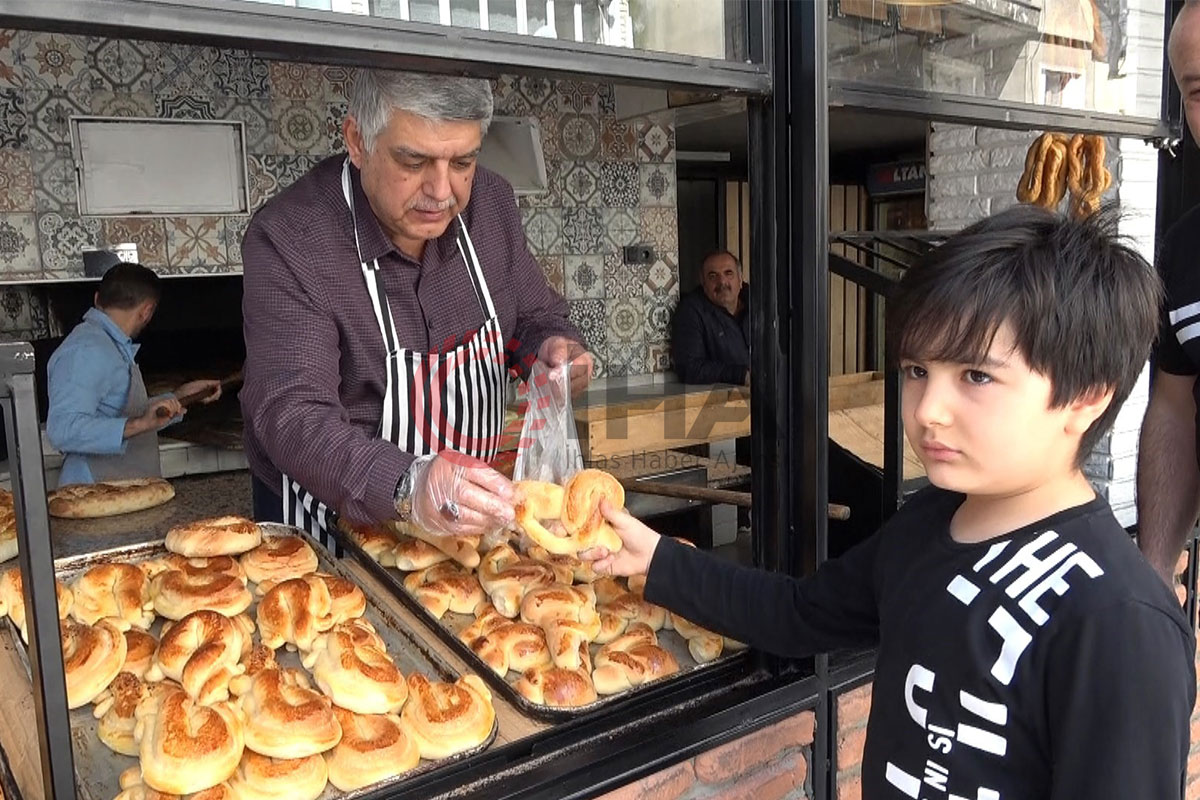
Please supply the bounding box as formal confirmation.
[281,158,507,552]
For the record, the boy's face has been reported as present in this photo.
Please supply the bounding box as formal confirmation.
[899,322,1107,498]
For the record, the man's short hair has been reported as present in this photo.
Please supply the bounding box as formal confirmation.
[886,205,1162,464]
[96,263,161,310]
[348,69,494,154]
[701,250,741,272]
[1169,0,1200,69]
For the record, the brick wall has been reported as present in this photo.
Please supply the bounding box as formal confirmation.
[834,683,871,800]
[596,710,816,800]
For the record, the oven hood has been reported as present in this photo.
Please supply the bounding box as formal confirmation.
[479,116,549,196]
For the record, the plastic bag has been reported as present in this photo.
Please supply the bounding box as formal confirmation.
[512,360,583,484]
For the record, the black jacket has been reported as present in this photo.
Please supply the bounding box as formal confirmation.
[671,285,750,384]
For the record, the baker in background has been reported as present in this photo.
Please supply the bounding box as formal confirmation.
[46,263,222,485]
[241,69,591,547]
[671,250,751,386]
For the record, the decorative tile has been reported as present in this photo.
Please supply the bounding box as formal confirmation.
[0,29,22,90]
[326,102,348,154]
[647,342,672,373]
[0,214,38,274]
[640,163,676,207]
[101,218,168,268]
[536,254,564,296]
[153,44,216,98]
[564,254,604,300]
[645,252,679,296]
[90,91,155,117]
[270,62,325,101]
[591,349,607,380]
[211,49,270,99]
[636,118,675,162]
[492,75,530,117]
[558,114,600,160]
[567,299,607,352]
[645,292,678,344]
[599,161,638,207]
[33,151,78,214]
[604,252,646,300]
[249,153,320,209]
[156,93,220,120]
[520,208,561,256]
[602,208,640,251]
[222,215,251,266]
[607,342,647,377]
[555,80,600,115]
[534,111,560,161]
[20,32,88,92]
[607,297,643,343]
[517,159,562,209]
[324,66,356,102]
[29,291,50,336]
[0,152,34,212]
[518,76,554,111]
[89,38,154,94]
[0,286,32,332]
[597,84,616,116]
[26,89,88,151]
[0,89,28,148]
[247,155,277,211]
[560,161,599,207]
[165,216,228,267]
[37,211,100,274]
[273,99,327,155]
[222,97,274,154]
[561,208,605,255]
[639,207,678,252]
[600,119,636,161]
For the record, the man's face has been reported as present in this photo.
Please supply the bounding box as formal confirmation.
[1172,7,1200,141]
[345,109,483,257]
[701,255,742,309]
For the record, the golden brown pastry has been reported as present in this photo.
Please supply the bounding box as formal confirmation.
[227,750,328,800]
[468,621,553,676]
[591,575,628,606]
[669,612,724,664]
[231,667,341,759]
[239,643,279,680]
[70,562,154,630]
[325,706,420,792]
[478,543,557,618]
[392,534,453,571]
[402,561,485,619]
[527,545,595,584]
[514,471,625,556]
[591,623,679,695]
[114,765,236,800]
[255,574,335,651]
[519,584,596,628]
[146,610,254,704]
[150,563,252,621]
[302,625,408,715]
[140,554,245,583]
[165,515,262,558]
[543,617,601,670]
[93,674,179,756]
[311,572,366,625]
[329,616,388,653]
[514,665,597,708]
[400,673,494,760]
[0,488,16,564]
[393,519,481,569]
[239,536,318,585]
[338,519,400,567]
[47,477,174,519]
[0,568,73,643]
[599,592,667,631]
[62,618,126,708]
[122,629,159,679]
[133,687,244,794]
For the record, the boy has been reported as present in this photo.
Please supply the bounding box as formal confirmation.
[587,206,1196,798]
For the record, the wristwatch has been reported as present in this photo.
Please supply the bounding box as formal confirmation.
[393,470,416,522]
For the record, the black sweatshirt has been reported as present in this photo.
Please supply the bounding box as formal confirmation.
[646,487,1196,799]
[670,285,750,385]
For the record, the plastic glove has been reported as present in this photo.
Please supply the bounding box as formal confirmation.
[408,452,516,538]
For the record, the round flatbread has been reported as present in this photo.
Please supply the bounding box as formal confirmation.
[48,479,175,519]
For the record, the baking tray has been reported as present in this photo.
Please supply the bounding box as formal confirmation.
[6,523,497,800]
[330,527,746,722]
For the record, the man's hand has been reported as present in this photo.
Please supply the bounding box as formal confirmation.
[538,336,593,396]
[125,397,183,438]
[580,499,661,577]
[176,379,222,404]
[409,452,516,537]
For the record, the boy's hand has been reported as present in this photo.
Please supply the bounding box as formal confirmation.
[580,499,661,577]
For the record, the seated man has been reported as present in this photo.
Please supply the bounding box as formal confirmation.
[671,250,750,385]
[47,263,221,484]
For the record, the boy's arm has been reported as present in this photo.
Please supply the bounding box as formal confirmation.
[643,534,882,658]
[1045,600,1194,799]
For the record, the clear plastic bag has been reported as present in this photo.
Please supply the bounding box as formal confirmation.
[512,360,583,484]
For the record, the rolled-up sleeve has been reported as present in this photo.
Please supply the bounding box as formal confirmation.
[46,348,127,457]
[240,225,409,524]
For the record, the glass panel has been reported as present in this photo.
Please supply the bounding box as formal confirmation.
[228,0,752,62]
[829,0,1164,119]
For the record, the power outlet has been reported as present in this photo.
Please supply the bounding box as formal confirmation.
[623,244,655,266]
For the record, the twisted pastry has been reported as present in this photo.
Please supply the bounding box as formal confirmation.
[514,470,625,555]
[1017,132,1111,219]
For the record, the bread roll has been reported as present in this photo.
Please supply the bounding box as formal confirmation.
[165,516,262,558]
[392,520,481,569]
[93,674,178,756]
[232,668,341,759]
[328,617,388,653]
[303,626,408,715]
[140,554,245,582]
[227,750,328,800]
[518,584,596,628]
[150,564,252,621]
[514,472,624,556]
[402,562,484,619]
[146,610,254,704]
[71,562,154,630]
[255,574,334,651]
[0,568,73,643]
[514,665,597,708]
[133,687,244,794]
[526,546,595,584]
[122,629,158,680]
[338,520,400,567]
[543,617,600,670]
[239,643,279,680]
[311,573,366,625]
[48,477,174,519]
[478,543,556,618]
[392,534,453,571]
[468,622,552,676]
[457,603,509,645]
[239,536,318,585]
[669,612,724,664]
[326,706,420,792]
[591,623,679,695]
[62,619,127,708]
[599,592,666,631]
[400,673,494,759]
[114,765,235,800]
[594,610,629,645]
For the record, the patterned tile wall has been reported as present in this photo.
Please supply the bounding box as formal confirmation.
[0,29,680,375]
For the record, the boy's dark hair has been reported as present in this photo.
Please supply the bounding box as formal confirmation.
[95,263,161,311]
[886,204,1162,465]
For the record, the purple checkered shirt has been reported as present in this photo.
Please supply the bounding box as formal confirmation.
[240,155,579,524]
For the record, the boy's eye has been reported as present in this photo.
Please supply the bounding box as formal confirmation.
[965,369,992,385]
[901,364,927,380]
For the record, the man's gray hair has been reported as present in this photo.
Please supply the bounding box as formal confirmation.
[349,69,494,153]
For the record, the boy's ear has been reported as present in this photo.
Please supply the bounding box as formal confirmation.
[1064,386,1114,435]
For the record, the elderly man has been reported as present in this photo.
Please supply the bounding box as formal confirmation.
[1137,0,1200,584]
[671,250,750,385]
[241,70,591,546]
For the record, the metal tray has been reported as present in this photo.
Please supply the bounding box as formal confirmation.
[330,528,745,723]
[7,523,498,800]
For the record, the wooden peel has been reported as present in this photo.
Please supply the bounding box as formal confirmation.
[156,369,244,418]
[620,478,851,521]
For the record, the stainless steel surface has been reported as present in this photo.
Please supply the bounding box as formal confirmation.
[9,524,497,800]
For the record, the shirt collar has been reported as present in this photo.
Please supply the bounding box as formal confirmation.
[84,307,139,358]
[346,161,463,267]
